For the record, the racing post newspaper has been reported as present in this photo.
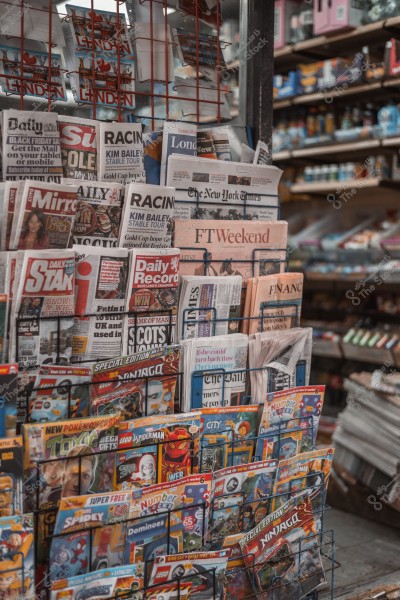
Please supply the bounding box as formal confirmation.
[72,246,129,362]
[2,110,63,181]
[96,122,145,184]
[13,249,76,367]
[58,115,98,181]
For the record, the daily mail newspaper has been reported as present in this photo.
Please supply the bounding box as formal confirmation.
[13,249,75,367]
[119,183,175,248]
[123,249,180,355]
[72,245,129,362]
[167,155,281,220]
[96,122,145,184]
[58,116,98,181]
[64,179,125,247]
[174,219,288,281]
[12,181,78,250]
[2,110,63,182]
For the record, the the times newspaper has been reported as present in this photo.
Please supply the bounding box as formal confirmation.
[2,110,63,182]
[123,249,180,355]
[12,181,78,250]
[64,179,125,247]
[58,116,98,181]
[13,249,76,367]
[96,122,145,184]
[72,246,129,362]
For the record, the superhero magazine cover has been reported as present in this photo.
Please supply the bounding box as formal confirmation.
[149,550,231,600]
[118,413,201,484]
[0,364,18,438]
[50,564,145,600]
[239,494,326,600]
[144,581,192,600]
[210,460,278,544]
[200,406,259,472]
[255,386,325,462]
[222,533,253,599]
[91,346,181,419]
[0,513,35,599]
[0,437,23,518]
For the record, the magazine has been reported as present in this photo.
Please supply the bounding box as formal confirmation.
[12,181,78,250]
[0,513,35,599]
[13,249,76,367]
[255,386,325,462]
[197,130,217,159]
[200,405,259,472]
[143,130,163,185]
[91,346,181,419]
[0,436,23,516]
[176,0,222,27]
[72,246,129,362]
[0,0,64,43]
[123,249,180,355]
[180,334,248,411]
[0,363,18,437]
[174,28,226,71]
[66,181,125,247]
[133,22,174,82]
[211,459,278,542]
[178,275,242,340]
[222,532,253,598]
[58,115,98,181]
[239,494,326,599]
[29,365,92,422]
[96,122,145,184]
[149,550,230,600]
[118,412,201,483]
[1,182,18,250]
[119,183,175,249]
[144,582,192,599]
[253,140,270,166]
[115,444,159,490]
[174,219,287,280]
[160,122,197,186]
[2,109,63,182]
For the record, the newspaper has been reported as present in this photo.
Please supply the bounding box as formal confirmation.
[96,122,145,184]
[178,275,242,340]
[64,179,125,247]
[0,183,5,250]
[249,328,313,402]
[253,140,270,165]
[241,143,255,164]
[13,249,75,367]
[11,181,78,251]
[160,121,197,186]
[118,183,175,248]
[0,0,64,43]
[167,155,281,220]
[123,248,180,355]
[58,116,98,181]
[1,182,18,250]
[209,126,232,160]
[180,333,248,411]
[72,245,129,363]
[2,110,63,181]
[174,219,287,280]
[197,129,217,159]
[133,22,174,82]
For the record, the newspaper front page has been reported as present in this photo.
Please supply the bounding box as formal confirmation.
[58,116,98,181]
[96,122,145,184]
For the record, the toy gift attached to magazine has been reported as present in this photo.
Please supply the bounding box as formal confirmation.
[0,437,23,518]
[222,532,254,598]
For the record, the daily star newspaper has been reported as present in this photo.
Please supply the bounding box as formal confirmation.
[97,122,145,184]
[58,116,98,181]
[2,110,63,181]
[12,181,78,250]
[123,249,180,355]
[72,246,129,362]
[13,250,75,367]
[64,179,125,247]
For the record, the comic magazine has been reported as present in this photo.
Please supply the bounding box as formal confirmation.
[0,513,35,599]
[222,532,253,599]
[210,460,278,543]
[91,346,181,419]
[50,564,145,600]
[29,365,92,422]
[200,406,259,472]
[239,494,326,599]
[118,412,201,483]
[0,436,23,517]
[115,445,159,491]
[0,363,18,437]
[149,550,231,600]
[145,582,192,599]
[271,448,335,514]
[255,386,325,462]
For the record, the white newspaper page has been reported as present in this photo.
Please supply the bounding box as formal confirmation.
[97,122,145,184]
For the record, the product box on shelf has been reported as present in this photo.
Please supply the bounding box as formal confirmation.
[297,62,324,94]
[314,0,365,36]
[273,71,299,98]
[274,0,313,49]
[388,39,400,77]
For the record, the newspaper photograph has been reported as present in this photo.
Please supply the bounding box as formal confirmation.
[97,122,145,184]
[64,179,124,247]
[123,248,180,355]
[2,110,63,181]
[119,183,175,249]
[58,115,97,181]
[14,249,75,367]
[72,245,129,362]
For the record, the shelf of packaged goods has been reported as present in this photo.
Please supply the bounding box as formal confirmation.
[274,81,385,110]
[274,16,400,72]
[290,177,383,194]
[291,139,380,159]
[273,138,400,163]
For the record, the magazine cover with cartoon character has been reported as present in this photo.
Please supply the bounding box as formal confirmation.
[222,533,253,599]
[0,513,35,599]
[115,445,158,491]
[239,494,326,599]
[0,364,18,438]
[0,437,23,518]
